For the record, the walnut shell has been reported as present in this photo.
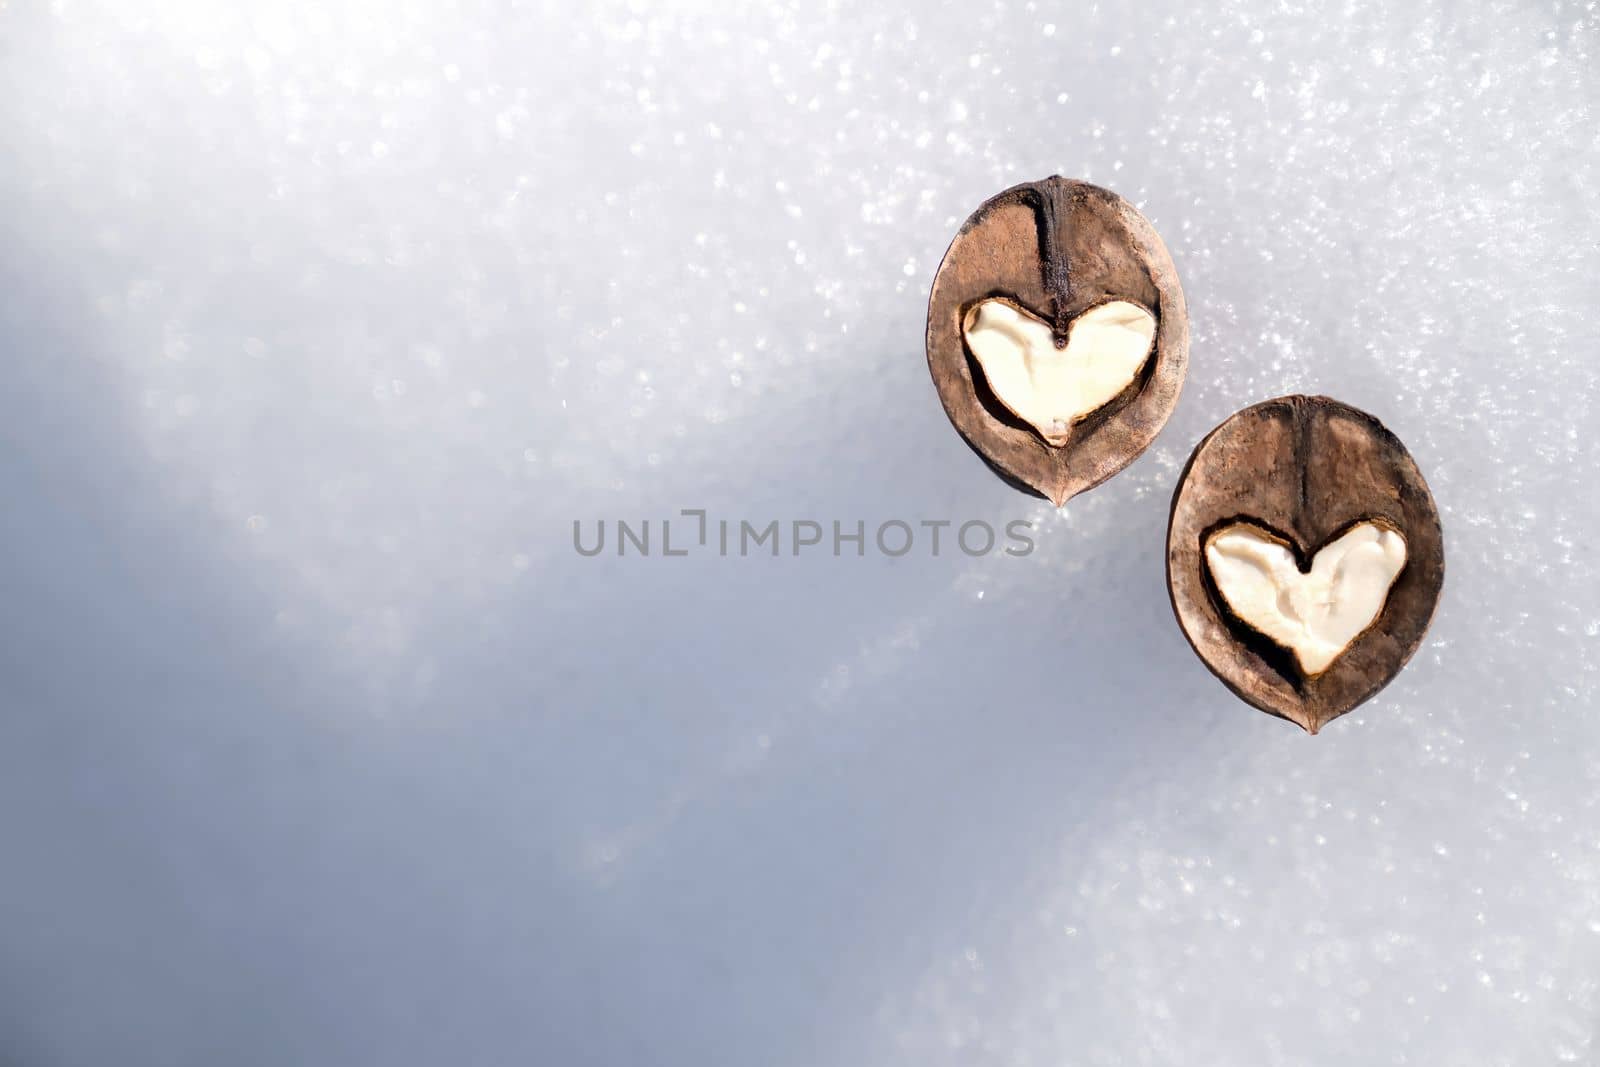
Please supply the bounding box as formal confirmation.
[926,177,1188,505]
[1167,395,1445,733]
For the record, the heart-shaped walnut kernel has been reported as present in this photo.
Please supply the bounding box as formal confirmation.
[1167,396,1444,734]
[962,298,1157,447]
[926,177,1187,506]
[1205,520,1407,676]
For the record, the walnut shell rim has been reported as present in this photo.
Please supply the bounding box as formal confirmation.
[1167,395,1446,734]
[925,177,1189,506]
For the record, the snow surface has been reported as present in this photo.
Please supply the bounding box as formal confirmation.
[1,1,1597,1064]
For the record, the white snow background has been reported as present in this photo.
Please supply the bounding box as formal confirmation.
[1,1,1597,1064]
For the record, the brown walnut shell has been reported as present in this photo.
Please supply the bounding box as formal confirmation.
[926,176,1189,505]
[1167,395,1445,733]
